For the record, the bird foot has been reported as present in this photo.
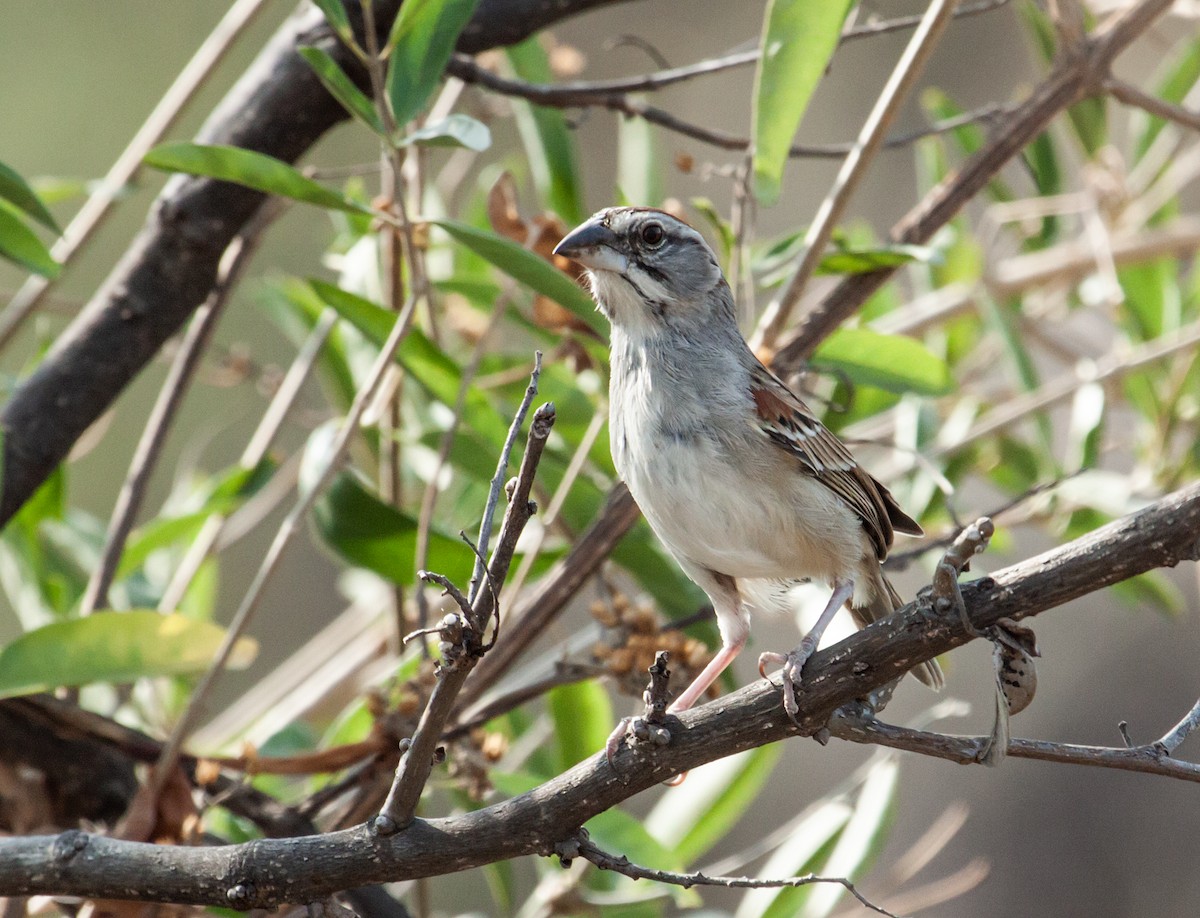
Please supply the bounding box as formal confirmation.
[605,715,672,778]
[758,638,817,722]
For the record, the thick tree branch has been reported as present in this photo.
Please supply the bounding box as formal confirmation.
[0,0,639,527]
[770,0,1175,369]
[2,479,1197,905]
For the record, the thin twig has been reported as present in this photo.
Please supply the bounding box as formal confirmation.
[376,397,555,831]
[752,0,963,352]
[158,308,337,611]
[449,55,1006,160]
[842,0,1011,42]
[771,0,1176,369]
[79,201,280,615]
[459,481,641,702]
[469,352,543,604]
[413,293,513,640]
[450,47,761,96]
[444,662,601,740]
[1106,77,1200,133]
[1156,697,1200,754]
[828,708,1200,783]
[566,834,901,918]
[502,400,607,603]
[147,286,421,803]
[0,0,272,352]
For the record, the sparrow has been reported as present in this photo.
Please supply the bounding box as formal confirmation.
[553,207,942,722]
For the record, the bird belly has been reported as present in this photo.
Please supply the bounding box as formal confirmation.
[620,430,866,586]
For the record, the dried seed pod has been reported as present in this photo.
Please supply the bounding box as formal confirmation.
[992,618,1040,715]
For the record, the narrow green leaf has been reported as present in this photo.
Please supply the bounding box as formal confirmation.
[617,104,662,206]
[812,327,952,395]
[386,0,480,126]
[921,88,1016,203]
[310,466,472,586]
[1020,5,1106,155]
[815,244,936,276]
[1136,37,1200,160]
[1120,257,1181,341]
[433,219,606,335]
[116,462,272,580]
[506,37,584,223]
[0,160,59,232]
[311,0,355,47]
[299,46,386,136]
[690,197,735,267]
[0,611,258,698]
[586,807,683,874]
[646,745,782,863]
[0,204,59,278]
[792,759,898,918]
[143,143,372,215]
[752,0,854,204]
[400,113,491,151]
[739,798,853,917]
[548,679,612,770]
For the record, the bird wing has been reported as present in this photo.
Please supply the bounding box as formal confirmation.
[748,362,921,561]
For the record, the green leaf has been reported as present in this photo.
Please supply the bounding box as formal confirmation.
[617,104,662,207]
[690,197,735,267]
[299,46,385,136]
[506,37,584,223]
[740,797,853,918]
[1136,37,1200,160]
[548,679,612,770]
[0,203,59,277]
[0,611,257,698]
[433,219,606,335]
[585,806,683,874]
[400,113,491,151]
[1020,5,1106,155]
[752,0,854,204]
[386,0,480,127]
[646,745,782,863]
[815,244,936,276]
[310,466,472,587]
[921,88,1016,203]
[812,327,952,395]
[792,758,898,918]
[311,0,356,47]
[0,160,59,232]
[143,143,372,215]
[307,279,513,447]
[1119,258,1180,341]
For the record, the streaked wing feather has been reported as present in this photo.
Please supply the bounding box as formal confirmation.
[749,364,919,560]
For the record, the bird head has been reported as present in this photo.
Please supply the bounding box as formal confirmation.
[554,207,730,335]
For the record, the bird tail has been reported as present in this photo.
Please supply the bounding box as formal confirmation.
[851,574,944,690]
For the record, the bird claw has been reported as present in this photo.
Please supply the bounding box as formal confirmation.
[605,715,672,779]
[758,640,817,723]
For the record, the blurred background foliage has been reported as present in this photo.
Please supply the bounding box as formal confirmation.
[1,0,1200,915]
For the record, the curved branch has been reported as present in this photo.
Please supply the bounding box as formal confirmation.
[0,0,640,527]
[1,479,1197,905]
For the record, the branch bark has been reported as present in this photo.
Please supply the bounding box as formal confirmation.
[2,479,1197,905]
[0,0,638,527]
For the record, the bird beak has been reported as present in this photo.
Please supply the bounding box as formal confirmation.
[554,221,628,273]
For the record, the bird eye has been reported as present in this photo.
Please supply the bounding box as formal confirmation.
[639,222,665,247]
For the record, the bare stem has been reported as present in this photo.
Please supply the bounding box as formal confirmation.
[567,834,900,918]
[80,202,279,615]
[752,0,962,352]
